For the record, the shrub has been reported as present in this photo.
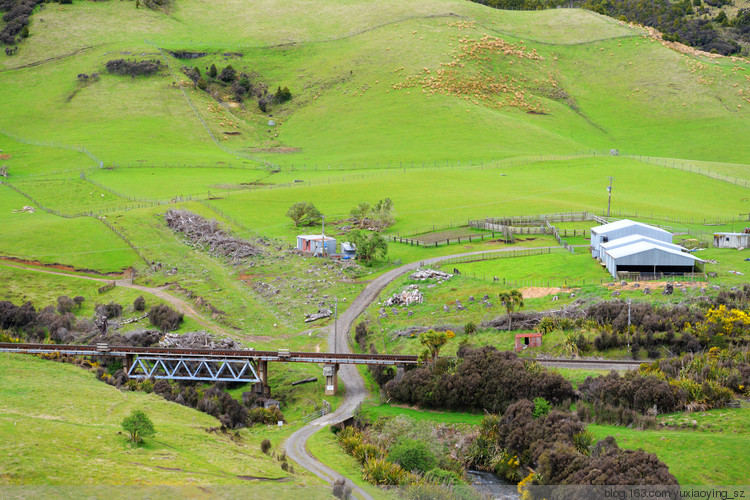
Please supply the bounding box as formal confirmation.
[208,63,217,78]
[332,478,352,499]
[197,77,207,90]
[274,85,292,103]
[133,296,146,312]
[219,65,236,82]
[148,304,183,332]
[362,458,410,485]
[95,302,122,319]
[464,321,477,335]
[353,442,384,465]
[261,438,272,454]
[56,296,75,314]
[387,438,437,474]
[532,397,551,418]
[354,321,369,351]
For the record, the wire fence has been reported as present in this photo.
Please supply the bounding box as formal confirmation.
[625,154,750,189]
[0,127,103,167]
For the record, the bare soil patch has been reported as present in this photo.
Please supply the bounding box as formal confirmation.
[520,286,564,299]
[249,147,301,154]
[0,154,11,160]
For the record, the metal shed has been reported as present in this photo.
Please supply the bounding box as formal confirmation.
[604,242,703,278]
[590,219,672,259]
[600,234,684,255]
[713,233,750,249]
[296,235,336,256]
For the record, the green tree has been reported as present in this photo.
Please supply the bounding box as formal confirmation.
[349,230,387,263]
[372,198,395,228]
[350,202,371,229]
[121,409,156,444]
[418,329,455,363]
[498,289,524,331]
[196,77,207,90]
[286,201,321,227]
[208,63,217,78]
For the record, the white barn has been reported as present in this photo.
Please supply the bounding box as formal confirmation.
[590,219,672,259]
[713,233,750,249]
[604,242,703,278]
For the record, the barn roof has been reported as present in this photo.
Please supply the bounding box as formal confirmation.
[297,234,336,241]
[600,234,683,252]
[605,241,703,262]
[591,219,671,236]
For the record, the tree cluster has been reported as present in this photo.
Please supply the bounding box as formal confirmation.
[0,0,40,45]
[349,198,395,230]
[184,63,292,113]
[469,399,678,487]
[105,59,163,77]
[385,346,575,413]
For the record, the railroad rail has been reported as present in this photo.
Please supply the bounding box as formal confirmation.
[0,342,420,365]
[0,342,420,393]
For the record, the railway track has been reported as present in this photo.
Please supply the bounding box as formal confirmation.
[0,342,419,365]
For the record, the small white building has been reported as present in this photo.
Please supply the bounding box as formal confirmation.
[604,242,703,278]
[297,235,336,256]
[590,219,672,259]
[600,234,684,255]
[713,233,750,249]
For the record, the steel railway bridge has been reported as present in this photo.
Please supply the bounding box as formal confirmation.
[0,342,420,395]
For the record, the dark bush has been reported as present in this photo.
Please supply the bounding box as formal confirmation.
[579,371,682,414]
[219,65,236,82]
[106,59,163,77]
[96,302,122,319]
[133,296,146,312]
[57,296,75,314]
[261,438,272,454]
[386,346,574,412]
[274,86,291,103]
[148,304,183,332]
[355,321,369,351]
[208,63,217,78]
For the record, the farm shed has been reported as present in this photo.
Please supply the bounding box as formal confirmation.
[515,333,542,352]
[603,242,703,278]
[590,219,672,259]
[713,232,750,249]
[600,234,684,255]
[296,235,336,256]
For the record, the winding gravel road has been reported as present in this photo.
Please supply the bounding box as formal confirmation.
[283,246,566,497]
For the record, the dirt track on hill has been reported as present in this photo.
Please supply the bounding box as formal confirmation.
[0,262,230,336]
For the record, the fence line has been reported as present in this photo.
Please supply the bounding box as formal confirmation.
[0,127,103,167]
[625,154,750,189]
[96,217,153,269]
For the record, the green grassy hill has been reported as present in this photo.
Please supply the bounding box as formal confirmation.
[1,1,749,171]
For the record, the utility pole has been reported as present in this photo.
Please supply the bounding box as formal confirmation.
[607,177,614,218]
[333,297,338,353]
[321,215,326,257]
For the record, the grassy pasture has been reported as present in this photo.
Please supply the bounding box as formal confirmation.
[0,353,314,486]
[0,186,137,272]
[207,157,750,241]
[588,407,750,485]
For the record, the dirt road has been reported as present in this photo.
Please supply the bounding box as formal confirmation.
[283,246,568,497]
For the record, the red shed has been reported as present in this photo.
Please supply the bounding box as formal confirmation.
[515,333,542,352]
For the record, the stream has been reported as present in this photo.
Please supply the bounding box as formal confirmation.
[466,470,520,499]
